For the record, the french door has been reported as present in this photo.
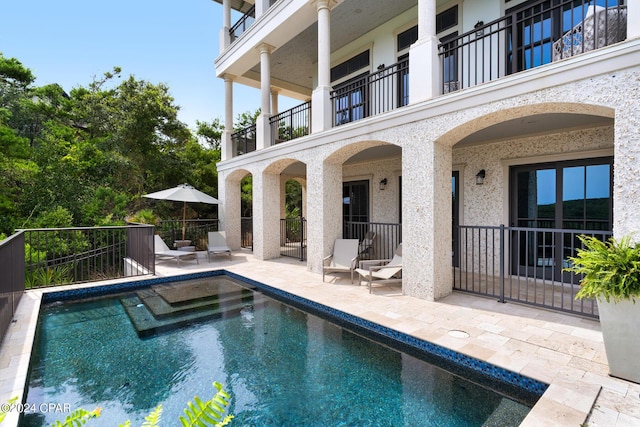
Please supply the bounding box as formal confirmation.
[343,180,369,240]
[510,157,613,279]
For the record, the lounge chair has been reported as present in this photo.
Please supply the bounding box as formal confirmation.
[358,231,376,258]
[322,238,359,283]
[154,235,199,265]
[355,243,402,293]
[207,231,232,261]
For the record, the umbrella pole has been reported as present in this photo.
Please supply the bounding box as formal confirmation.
[182,201,187,241]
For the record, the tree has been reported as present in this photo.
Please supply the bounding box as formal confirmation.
[196,118,224,150]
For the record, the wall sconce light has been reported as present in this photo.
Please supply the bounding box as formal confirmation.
[475,169,486,185]
[474,20,485,37]
[379,178,388,190]
[377,64,386,71]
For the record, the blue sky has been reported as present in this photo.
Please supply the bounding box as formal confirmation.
[0,0,269,129]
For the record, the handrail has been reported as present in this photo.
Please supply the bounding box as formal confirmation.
[229,5,256,42]
[270,101,311,144]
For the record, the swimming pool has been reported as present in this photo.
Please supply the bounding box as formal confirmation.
[22,271,546,426]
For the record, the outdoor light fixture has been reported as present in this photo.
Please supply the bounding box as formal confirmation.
[379,178,388,190]
[474,20,485,37]
[476,169,486,185]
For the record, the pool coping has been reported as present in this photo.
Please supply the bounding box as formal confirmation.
[0,268,603,426]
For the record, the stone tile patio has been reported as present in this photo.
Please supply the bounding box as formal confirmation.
[1,249,639,426]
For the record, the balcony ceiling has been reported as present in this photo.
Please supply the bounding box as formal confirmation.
[456,113,613,147]
[250,0,418,97]
[211,0,254,14]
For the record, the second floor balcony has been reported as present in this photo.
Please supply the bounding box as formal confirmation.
[225,0,629,158]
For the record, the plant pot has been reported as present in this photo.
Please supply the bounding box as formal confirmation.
[597,298,640,384]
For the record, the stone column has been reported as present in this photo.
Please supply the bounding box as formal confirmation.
[256,44,274,150]
[219,170,242,250]
[311,0,335,133]
[402,136,453,300]
[306,158,342,273]
[255,0,271,18]
[613,108,640,241]
[409,0,440,103]
[628,1,640,40]
[221,75,234,161]
[220,0,232,51]
[252,170,281,260]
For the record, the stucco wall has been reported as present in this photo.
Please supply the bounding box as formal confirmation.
[453,125,615,228]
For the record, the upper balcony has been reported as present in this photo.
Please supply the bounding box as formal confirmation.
[218,0,631,157]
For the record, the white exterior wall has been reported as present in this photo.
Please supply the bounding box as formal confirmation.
[218,44,640,300]
[453,126,615,228]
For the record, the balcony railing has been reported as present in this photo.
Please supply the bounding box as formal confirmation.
[331,58,409,127]
[17,225,155,288]
[439,0,627,93]
[270,101,311,145]
[454,224,612,318]
[343,221,402,261]
[232,123,257,155]
[0,232,25,344]
[230,5,255,42]
[156,219,220,250]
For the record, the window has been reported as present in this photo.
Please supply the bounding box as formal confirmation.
[436,5,458,34]
[510,157,613,278]
[331,51,370,82]
[507,0,622,73]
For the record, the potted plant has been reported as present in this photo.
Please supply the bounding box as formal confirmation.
[566,234,640,383]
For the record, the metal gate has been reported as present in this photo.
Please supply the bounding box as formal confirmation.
[280,217,306,260]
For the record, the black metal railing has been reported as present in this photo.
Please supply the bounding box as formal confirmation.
[230,5,255,42]
[454,224,612,318]
[439,0,627,93]
[331,58,409,126]
[343,221,402,261]
[156,219,220,250]
[280,217,306,260]
[270,101,311,145]
[241,217,253,250]
[18,225,155,288]
[232,124,257,156]
[0,232,25,344]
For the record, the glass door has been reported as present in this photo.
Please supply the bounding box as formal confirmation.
[510,157,612,279]
[343,180,370,240]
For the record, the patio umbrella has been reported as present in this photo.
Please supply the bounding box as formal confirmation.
[143,183,219,241]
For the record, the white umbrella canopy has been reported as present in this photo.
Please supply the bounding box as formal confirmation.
[143,183,219,240]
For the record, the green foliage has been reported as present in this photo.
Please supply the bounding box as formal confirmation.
[25,265,72,289]
[195,118,224,150]
[128,209,160,225]
[565,235,640,303]
[0,53,222,234]
[50,407,101,426]
[179,382,233,427]
[1,384,232,426]
[0,396,18,423]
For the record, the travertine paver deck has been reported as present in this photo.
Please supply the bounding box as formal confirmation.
[1,249,639,426]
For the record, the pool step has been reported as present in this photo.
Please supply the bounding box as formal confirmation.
[120,277,265,337]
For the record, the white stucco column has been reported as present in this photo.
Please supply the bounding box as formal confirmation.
[257,44,273,150]
[271,89,279,115]
[220,0,232,51]
[306,159,342,273]
[402,137,452,300]
[628,1,640,40]
[221,75,234,160]
[311,0,335,133]
[613,108,640,241]
[252,171,281,260]
[255,0,271,18]
[409,0,440,103]
[220,171,242,250]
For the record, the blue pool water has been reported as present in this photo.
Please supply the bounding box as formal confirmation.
[22,273,543,426]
